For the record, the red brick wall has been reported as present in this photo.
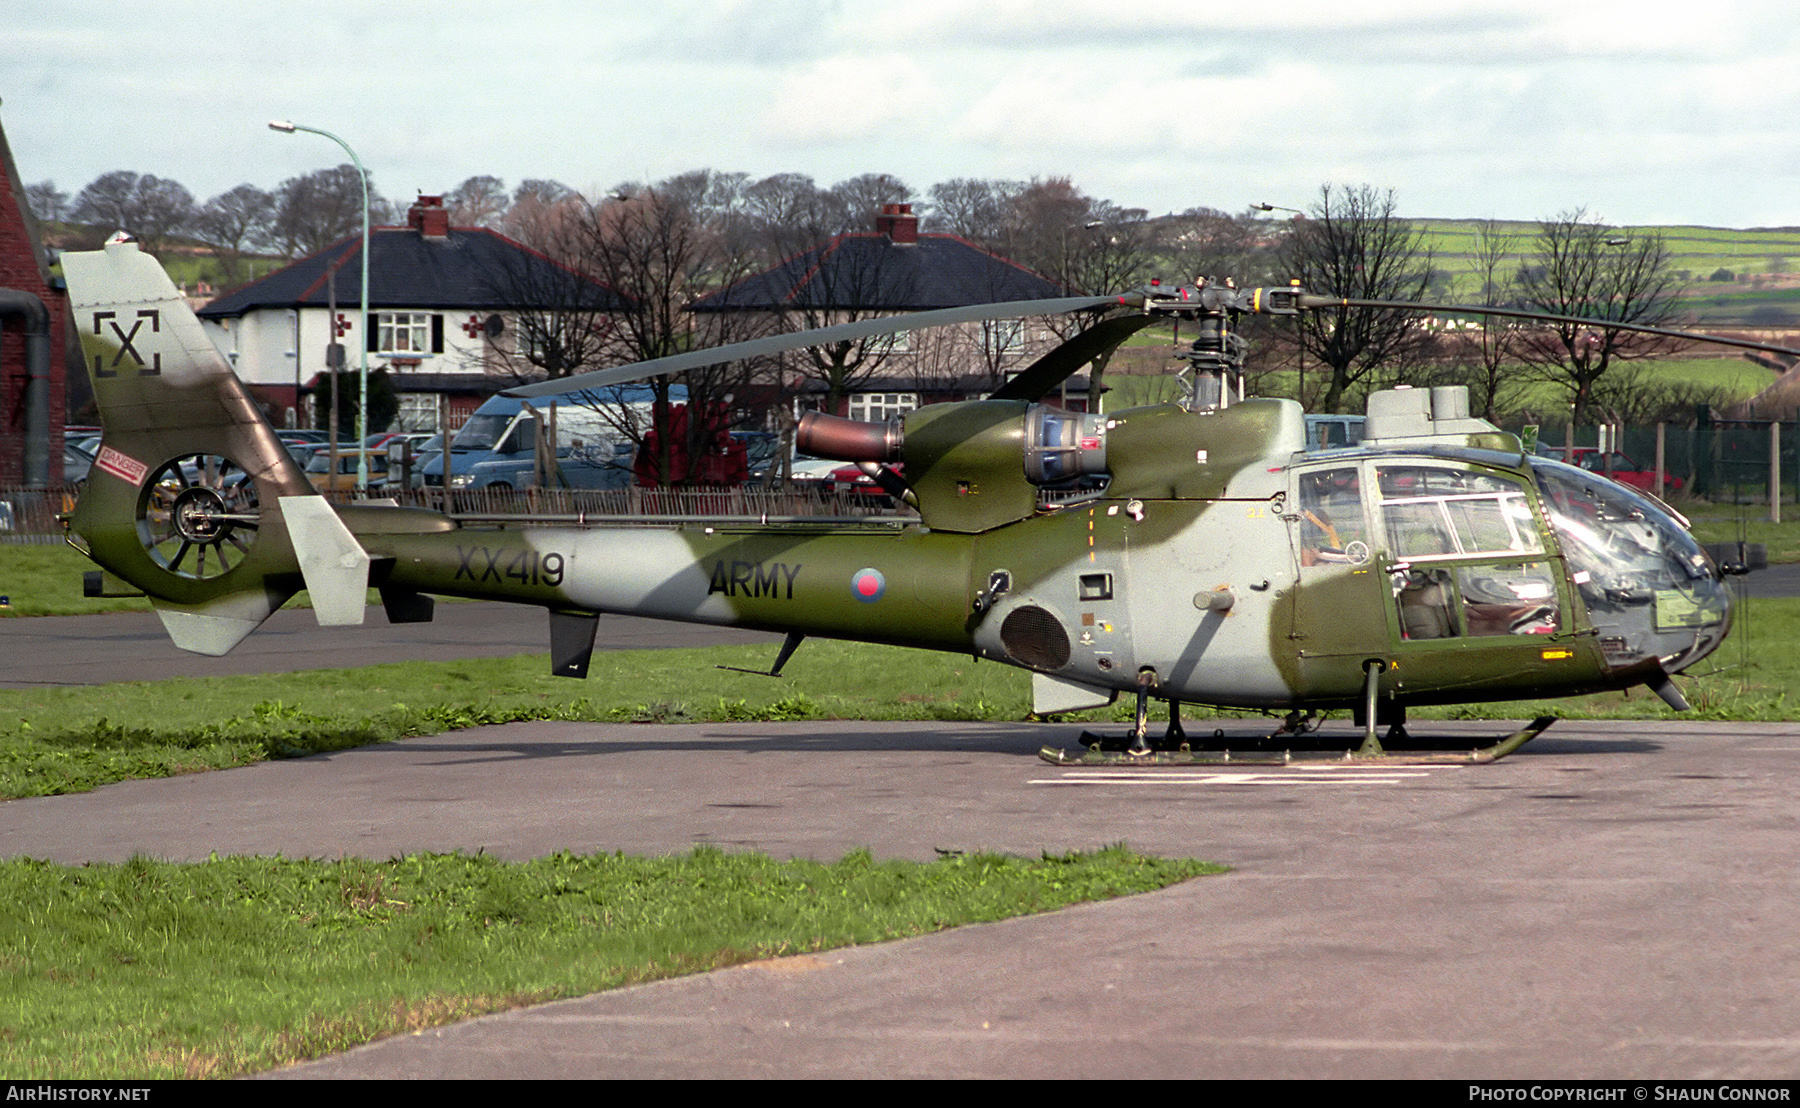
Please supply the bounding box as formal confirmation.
[0,136,67,486]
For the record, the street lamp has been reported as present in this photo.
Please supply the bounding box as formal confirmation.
[1253,202,1303,216]
[269,119,372,492]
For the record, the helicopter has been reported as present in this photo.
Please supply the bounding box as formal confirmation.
[58,238,1777,764]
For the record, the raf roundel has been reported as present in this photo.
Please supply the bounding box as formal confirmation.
[850,567,886,603]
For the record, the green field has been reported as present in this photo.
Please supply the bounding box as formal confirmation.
[1412,219,1800,328]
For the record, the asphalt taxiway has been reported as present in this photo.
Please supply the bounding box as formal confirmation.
[6,714,1800,1079]
[0,602,780,688]
[6,579,1800,1078]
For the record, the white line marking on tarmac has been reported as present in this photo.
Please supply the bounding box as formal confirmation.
[1030,769,1434,786]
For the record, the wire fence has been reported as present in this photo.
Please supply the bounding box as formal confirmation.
[0,483,906,540]
[1539,418,1799,507]
[386,484,904,520]
[0,488,76,541]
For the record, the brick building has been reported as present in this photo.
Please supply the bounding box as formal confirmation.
[0,116,68,486]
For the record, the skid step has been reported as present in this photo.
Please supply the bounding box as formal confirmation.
[1038,716,1556,767]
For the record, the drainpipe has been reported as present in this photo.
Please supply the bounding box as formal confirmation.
[0,289,51,487]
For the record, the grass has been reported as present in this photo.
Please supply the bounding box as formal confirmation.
[1686,505,1800,562]
[0,541,149,617]
[0,846,1220,1078]
[1411,219,1800,327]
[5,591,1800,802]
[0,642,1032,799]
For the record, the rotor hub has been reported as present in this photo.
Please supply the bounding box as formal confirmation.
[169,485,229,542]
[135,453,261,580]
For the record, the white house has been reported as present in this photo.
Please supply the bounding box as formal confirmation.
[198,196,630,433]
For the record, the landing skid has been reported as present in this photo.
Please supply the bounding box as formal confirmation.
[1040,716,1557,766]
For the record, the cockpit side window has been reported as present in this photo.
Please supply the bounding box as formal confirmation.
[1297,465,1369,567]
[1376,465,1542,561]
[1458,563,1560,636]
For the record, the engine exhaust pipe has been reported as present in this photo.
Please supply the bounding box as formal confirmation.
[796,411,903,462]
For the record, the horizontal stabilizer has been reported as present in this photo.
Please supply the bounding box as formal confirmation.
[279,496,370,626]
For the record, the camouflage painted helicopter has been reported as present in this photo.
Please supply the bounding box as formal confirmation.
[61,238,1772,763]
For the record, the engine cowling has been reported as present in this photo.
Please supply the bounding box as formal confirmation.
[796,402,1110,533]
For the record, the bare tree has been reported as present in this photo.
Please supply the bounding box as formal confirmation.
[1514,209,1686,428]
[512,179,573,208]
[271,165,387,258]
[730,173,915,416]
[1164,206,1275,285]
[1441,218,1529,420]
[986,178,1162,410]
[654,169,756,261]
[482,191,624,383]
[446,175,509,228]
[924,177,1020,246]
[69,171,196,257]
[599,184,777,484]
[191,184,277,286]
[490,178,772,485]
[830,172,913,229]
[499,179,575,250]
[24,180,66,224]
[1277,184,1436,413]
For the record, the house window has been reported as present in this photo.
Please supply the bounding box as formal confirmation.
[395,393,440,432]
[848,392,917,423]
[512,311,565,364]
[376,312,437,356]
[983,320,1024,357]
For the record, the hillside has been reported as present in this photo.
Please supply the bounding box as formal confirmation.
[1413,219,1800,327]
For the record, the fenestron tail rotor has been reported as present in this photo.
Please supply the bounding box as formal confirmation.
[137,453,261,580]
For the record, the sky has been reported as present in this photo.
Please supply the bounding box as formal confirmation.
[7,0,1799,229]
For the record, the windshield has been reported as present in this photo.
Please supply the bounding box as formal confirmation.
[1531,457,1727,674]
[451,414,511,451]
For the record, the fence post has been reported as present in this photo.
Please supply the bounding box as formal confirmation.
[1655,423,1666,499]
[1772,421,1782,524]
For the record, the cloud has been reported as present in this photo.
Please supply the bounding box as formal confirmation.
[755,54,942,146]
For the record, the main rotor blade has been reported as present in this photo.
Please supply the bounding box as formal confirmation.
[503,295,1120,399]
[988,314,1165,402]
[1302,295,1800,360]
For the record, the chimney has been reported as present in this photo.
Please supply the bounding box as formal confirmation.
[875,203,917,245]
[408,194,450,240]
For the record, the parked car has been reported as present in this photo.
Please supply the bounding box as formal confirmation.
[63,439,96,485]
[398,434,444,488]
[785,453,845,490]
[304,449,391,493]
[277,431,345,465]
[829,461,906,503]
[421,388,669,491]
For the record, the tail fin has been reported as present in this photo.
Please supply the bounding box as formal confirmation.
[63,239,368,654]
